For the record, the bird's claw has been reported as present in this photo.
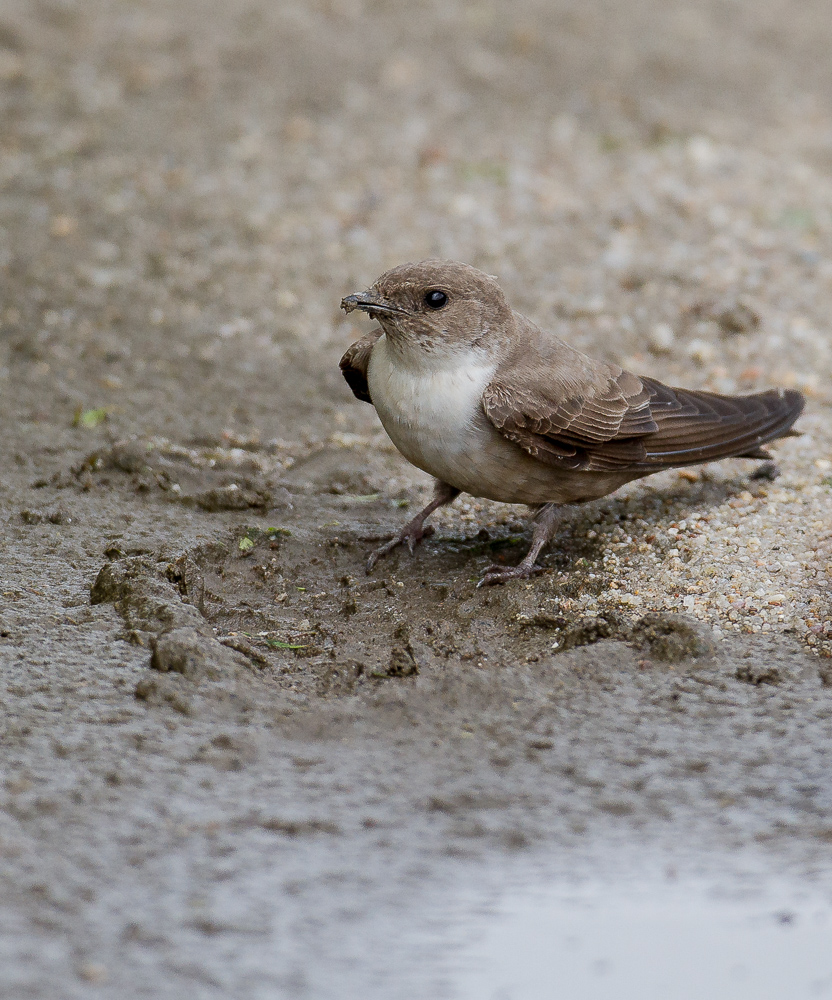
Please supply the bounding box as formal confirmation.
[476,562,544,588]
[366,523,434,573]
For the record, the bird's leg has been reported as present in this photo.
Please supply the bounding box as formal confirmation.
[477,503,560,587]
[366,481,461,573]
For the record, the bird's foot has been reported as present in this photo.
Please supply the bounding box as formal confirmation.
[366,523,435,573]
[476,560,544,587]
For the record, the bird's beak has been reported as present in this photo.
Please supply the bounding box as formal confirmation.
[340,290,403,318]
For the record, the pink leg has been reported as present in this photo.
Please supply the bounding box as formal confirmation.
[477,503,560,587]
[366,481,460,573]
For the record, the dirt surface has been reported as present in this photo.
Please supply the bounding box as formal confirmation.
[2,1,832,996]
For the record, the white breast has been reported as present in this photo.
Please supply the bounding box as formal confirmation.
[366,334,582,504]
[367,336,498,490]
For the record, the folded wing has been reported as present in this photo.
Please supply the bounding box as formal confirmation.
[340,328,383,404]
[483,366,804,473]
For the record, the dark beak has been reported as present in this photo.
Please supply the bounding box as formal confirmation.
[340,290,402,318]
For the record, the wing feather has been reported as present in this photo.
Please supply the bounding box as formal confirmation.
[339,328,383,404]
[483,365,803,474]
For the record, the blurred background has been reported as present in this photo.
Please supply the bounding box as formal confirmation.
[3,0,832,439]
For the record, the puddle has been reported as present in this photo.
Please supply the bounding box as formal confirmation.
[449,875,832,1000]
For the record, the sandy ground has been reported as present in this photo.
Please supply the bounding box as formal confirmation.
[2,1,832,996]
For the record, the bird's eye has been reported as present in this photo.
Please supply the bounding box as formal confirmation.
[425,289,448,309]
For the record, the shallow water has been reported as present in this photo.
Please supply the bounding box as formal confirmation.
[450,872,832,1000]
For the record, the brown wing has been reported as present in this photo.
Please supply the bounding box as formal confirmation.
[483,368,804,473]
[339,328,383,404]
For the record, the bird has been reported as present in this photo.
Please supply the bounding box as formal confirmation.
[339,260,804,586]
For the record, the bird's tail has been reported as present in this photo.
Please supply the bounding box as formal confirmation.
[636,380,804,469]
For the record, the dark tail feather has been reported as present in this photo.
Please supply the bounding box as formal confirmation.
[637,381,804,469]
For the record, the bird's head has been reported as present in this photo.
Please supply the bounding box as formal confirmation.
[341,260,513,355]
